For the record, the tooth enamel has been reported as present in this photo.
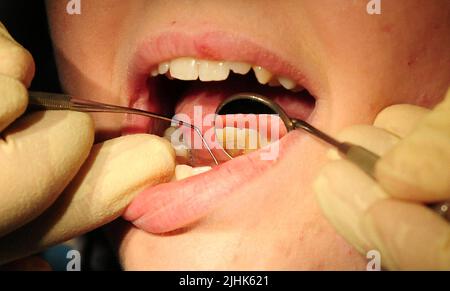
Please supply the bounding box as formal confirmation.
[164,126,190,159]
[170,57,199,80]
[198,60,230,81]
[292,85,304,93]
[252,66,272,84]
[259,135,271,148]
[240,128,260,151]
[278,77,296,90]
[150,69,159,77]
[163,126,177,140]
[216,127,268,155]
[158,62,170,75]
[173,144,190,159]
[191,166,213,176]
[174,164,212,181]
[229,62,252,75]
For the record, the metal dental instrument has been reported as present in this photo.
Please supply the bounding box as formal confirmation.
[216,93,449,221]
[216,93,379,176]
[27,91,219,165]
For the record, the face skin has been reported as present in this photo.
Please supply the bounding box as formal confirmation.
[45,0,450,270]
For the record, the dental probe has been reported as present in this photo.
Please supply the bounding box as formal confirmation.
[216,93,450,221]
[27,91,219,165]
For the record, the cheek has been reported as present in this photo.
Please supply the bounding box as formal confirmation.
[46,1,136,139]
[301,0,450,133]
[46,1,127,100]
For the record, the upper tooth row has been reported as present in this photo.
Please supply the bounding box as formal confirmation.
[150,57,300,91]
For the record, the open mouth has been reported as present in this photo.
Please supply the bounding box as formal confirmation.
[122,32,317,234]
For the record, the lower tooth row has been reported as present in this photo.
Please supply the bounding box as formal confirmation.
[169,125,273,180]
[163,125,271,162]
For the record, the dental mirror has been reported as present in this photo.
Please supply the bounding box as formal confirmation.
[214,93,380,176]
[213,93,290,160]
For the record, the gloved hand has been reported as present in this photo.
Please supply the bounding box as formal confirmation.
[0,22,176,265]
[314,88,450,270]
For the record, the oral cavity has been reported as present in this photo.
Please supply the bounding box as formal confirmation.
[142,56,315,171]
[150,57,303,92]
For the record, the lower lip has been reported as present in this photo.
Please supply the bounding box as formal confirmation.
[123,130,302,234]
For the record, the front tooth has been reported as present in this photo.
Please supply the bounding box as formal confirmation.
[198,60,230,81]
[252,66,272,84]
[172,144,190,159]
[174,164,212,181]
[278,76,296,90]
[158,62,170,75]
[229,62,251,75]
[170,57,199,80]
[164,126,190,159]
[174,165,192,180]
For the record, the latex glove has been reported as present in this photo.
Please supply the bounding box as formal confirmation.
[315,88,450,270]
[0,23,176,265]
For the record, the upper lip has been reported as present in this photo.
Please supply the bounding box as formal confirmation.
[126,30,317,108]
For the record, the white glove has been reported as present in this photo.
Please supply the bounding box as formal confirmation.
[0,22,176,265]
[315,88,450,270]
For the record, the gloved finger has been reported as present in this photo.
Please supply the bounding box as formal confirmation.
[328,103,430,161]
[0,134,175,265]
[374,104,429,138]
[0,22,35,86]
[0,22,35,87]
[375,89,450,202]
[362,199,450,270]
[0,75,28,132]
[327,124,400,160]
[0,111,94,237]
[314,160,388,254]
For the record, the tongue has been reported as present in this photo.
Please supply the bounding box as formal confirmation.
[172,78,314,166]
[175,77,314,120]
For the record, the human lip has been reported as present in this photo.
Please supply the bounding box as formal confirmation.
[126,30,317,106]
[122,30,317,234]
[123,131,302,234]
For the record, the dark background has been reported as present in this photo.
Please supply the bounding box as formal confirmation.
[0,0,61,92]
[0,1,120,270]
